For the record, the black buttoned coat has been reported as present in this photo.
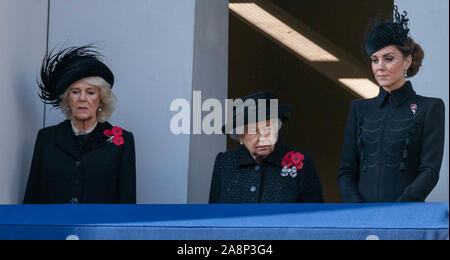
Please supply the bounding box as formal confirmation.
[338,81,445,202]
[23,120,136,204]
[209,141,324,203]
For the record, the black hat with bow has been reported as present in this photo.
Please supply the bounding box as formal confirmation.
[365,5,410,56]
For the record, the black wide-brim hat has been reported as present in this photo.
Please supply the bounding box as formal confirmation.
[221,90,291,135]
[365,6,410,56]
[38,45,114,107]
[55,57,114,96]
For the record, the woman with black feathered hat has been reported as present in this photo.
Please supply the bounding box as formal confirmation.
[338,6,445,202]
[23,45,136,204]
[209,91,323,203]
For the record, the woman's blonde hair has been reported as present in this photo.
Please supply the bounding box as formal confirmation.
[59,76,117,123]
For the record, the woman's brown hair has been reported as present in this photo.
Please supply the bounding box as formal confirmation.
[396,38,424,77]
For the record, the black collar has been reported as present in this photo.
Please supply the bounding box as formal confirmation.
[55,120,112,159]
[377,81,416,107]
[236,144,257,167]
[235,141,292,168]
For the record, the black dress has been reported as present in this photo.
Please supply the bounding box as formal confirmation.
[338,81,445,202]
[209,141,324,203]
[23,120,136,204]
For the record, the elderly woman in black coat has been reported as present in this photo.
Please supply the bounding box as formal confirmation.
[209,91,323,203]
[338,7,445,202]
[23,46,136,204]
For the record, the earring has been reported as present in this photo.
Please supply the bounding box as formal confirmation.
[240,141,243,145]
[404,70,408,78]
[98,107,102,112]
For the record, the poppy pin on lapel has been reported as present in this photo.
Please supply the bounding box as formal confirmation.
[281,151,304,178]
[410,104,417,115]
[104,126,125,146]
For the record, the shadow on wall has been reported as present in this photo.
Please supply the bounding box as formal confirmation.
[11,58,43,204]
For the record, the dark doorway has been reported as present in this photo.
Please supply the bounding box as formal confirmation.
[228,0,393,202]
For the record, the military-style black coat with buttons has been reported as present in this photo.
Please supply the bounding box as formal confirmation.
[338,81,445,203]
[23,120,136,204]
[209,141,324,203]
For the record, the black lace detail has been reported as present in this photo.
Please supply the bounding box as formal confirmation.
[361,126,382,133]
[387,125,412,132]
[392,5,410,46]
[358,115,366,173]
[399,115,419,171]
[363,115,385,123]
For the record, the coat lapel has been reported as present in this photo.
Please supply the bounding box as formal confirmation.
[264,141,290,168]
[236,145,256,167]
[235,141,291,168]
[55,120,113,158]
[79,121,112,155]
[55,120,80,159]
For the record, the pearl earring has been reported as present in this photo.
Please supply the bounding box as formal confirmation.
[98,107,102,112]
[404,70,408,78]
[240,141,243,145]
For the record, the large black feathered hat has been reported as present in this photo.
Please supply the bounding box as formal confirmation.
[365,5,410,56]
[222,91,291,135]
[38,45,114,107]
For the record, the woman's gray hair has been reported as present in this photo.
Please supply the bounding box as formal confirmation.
[59,76,117,123]
[230,119,283,142]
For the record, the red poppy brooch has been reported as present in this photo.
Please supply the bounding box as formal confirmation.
[104,126,124,146]
[281,151,304,178]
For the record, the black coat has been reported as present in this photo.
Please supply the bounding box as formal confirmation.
[209,141,324,203]
[338,81,445,202]
[23,120,136,204]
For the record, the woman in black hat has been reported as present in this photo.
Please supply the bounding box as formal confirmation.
[209,91,323,203]
[338,6,445,202]
[23,46,136,204]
